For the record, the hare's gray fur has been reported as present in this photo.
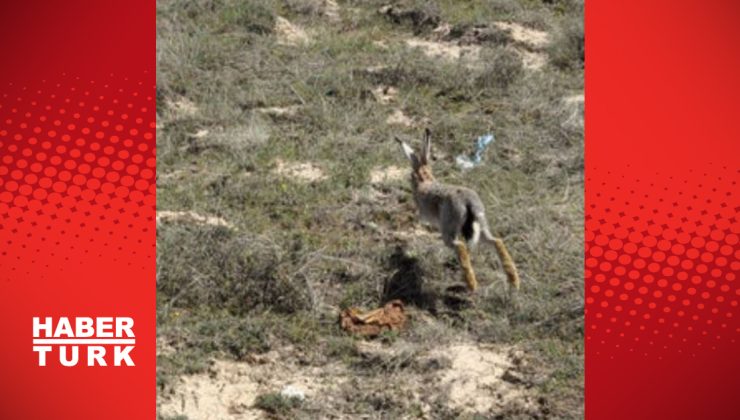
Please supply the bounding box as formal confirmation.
[396,129,520,290]
[415,181,491,248]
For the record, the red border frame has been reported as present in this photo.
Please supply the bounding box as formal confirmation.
[0,2,155,418]
[586,1,740,418]
[1,0,739,418]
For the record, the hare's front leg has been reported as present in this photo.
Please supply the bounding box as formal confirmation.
[454,240,478,291]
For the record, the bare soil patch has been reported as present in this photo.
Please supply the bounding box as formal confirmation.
[562,93,585,130]
[371,85,399,104]
[254,105,302,119]
[514,48,548,70]
[369,165,406,184]
[166,96,199,118]
[405,38,480,63]
[432,344,537,414]
[157,211,235,229]
[273,159,328,183]
[493,21,550,49]
[158,341,537,419]
[275,17,309,46]
[323,0,340,22]
[158,354,347,420]
[386,109,414,127]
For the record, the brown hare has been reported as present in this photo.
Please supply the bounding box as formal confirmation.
[396,128,520,291]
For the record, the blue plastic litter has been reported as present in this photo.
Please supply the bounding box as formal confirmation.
[455,133,495,170]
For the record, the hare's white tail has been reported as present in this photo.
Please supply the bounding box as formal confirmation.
[461,204,482,246]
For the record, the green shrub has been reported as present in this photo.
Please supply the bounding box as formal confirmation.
[477,47,524,90]
[550,17,584,70]
[254,392,302,417]
[157,224,311,315]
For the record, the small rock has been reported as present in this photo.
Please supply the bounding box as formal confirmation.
[189,129,209,138]
[363,221,381,232]
[280,385,306,401]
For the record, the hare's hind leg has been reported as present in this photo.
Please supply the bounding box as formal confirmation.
[454,240,478,291]
[442,220,478,291]
[480,227,520,290]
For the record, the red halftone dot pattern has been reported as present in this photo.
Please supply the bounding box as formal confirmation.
[0,74,155,279]
[586,166,740,358]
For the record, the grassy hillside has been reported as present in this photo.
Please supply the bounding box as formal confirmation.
[156,0,584,418]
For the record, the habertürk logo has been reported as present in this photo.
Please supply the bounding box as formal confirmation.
[33,317,136,367]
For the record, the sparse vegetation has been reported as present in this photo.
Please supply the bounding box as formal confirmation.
[476,47,524,90]
[549,16,585,70]
[254,392,303,418]
[157,0,583,418]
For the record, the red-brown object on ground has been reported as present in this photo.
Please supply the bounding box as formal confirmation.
[340,299,406,337]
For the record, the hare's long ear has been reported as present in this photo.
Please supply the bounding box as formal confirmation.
[395,137,420,167]
[421,128,432,164]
